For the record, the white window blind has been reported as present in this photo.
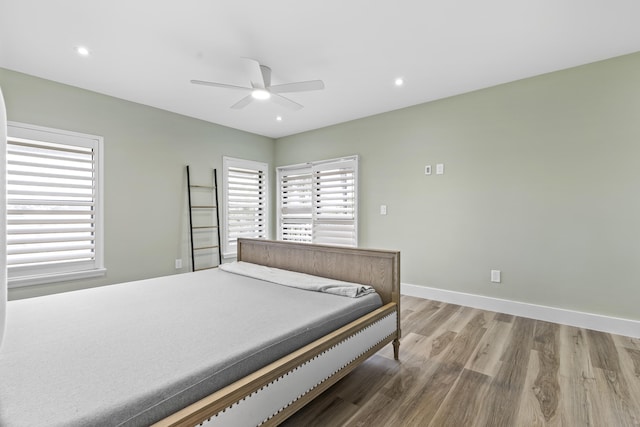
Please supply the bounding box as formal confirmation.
[278,156,358,247]
[6,122,105,287]
[280,167,313,243]
[222,157,268,257]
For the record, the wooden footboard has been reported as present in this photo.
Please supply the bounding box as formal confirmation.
[154,239,401,427]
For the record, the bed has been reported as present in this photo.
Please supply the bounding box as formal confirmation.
[0,238,401,426]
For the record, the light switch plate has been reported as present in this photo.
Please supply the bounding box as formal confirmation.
[380,205,387,215]
[436,163,444,175]
[425,165,432,175]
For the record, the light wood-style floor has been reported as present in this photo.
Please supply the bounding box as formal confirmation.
[281,295,640,427]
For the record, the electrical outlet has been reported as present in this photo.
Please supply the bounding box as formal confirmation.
[175,259,182,269]
[491,270,501,283]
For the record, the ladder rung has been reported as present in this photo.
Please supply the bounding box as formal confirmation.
[192,205,217,209]
[190,185,215,189]
[194,245,219,250]
[194,266,218,271]
[193,226,218,229]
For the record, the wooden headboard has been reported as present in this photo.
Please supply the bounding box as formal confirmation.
[237,238,400,306]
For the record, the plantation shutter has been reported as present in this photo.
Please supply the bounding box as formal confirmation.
[279,166,312,243]
[278,156,358,247]
[313,158,357,246]
[223,157,268,257]
[6,130,102,283]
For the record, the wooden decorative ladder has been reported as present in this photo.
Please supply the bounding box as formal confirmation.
[186,166,222,271]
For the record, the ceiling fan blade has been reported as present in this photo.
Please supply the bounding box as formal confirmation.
[259,65,272,88]
[190,80,251,91]
[269,80,325,94]
[243,58,267,89]
[271,94,303,110]
[230,94,254,109]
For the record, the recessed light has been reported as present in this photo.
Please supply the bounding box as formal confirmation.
[276,116,283,121]
[251,89,271,100]
[75,46,90,56]
[394,77,404,87]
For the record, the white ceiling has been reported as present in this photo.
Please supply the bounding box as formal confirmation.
[2,1,640,139]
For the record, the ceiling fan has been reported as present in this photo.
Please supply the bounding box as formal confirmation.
[191,59,324,110]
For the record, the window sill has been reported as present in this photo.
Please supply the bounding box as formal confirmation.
[222,252,237,261]
[8,268,107,289]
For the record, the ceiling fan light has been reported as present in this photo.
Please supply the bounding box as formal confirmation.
[251,89,271,100]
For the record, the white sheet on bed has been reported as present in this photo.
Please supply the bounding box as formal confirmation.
[0,268,382,427]
[219,261,376,297]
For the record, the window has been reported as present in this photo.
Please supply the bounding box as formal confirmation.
[222,157,268,258]
[6,122,105,287]
[277,156,358,247]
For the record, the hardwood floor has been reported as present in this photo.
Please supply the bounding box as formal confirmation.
[280,296,640,427]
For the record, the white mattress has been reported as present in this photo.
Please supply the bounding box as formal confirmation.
[0,268,382,426]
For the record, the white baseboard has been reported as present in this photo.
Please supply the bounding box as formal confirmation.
[402,283,640,339]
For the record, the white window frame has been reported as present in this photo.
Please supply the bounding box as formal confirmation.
[6,122,105,287]
[222,156,269,259]
[277,155,358,247]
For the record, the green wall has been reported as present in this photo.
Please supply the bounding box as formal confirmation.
[3,52,640,322]
[275,52,640,321]
[0,68,274,300]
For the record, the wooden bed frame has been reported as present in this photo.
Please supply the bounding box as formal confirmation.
[154,238,401,427]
